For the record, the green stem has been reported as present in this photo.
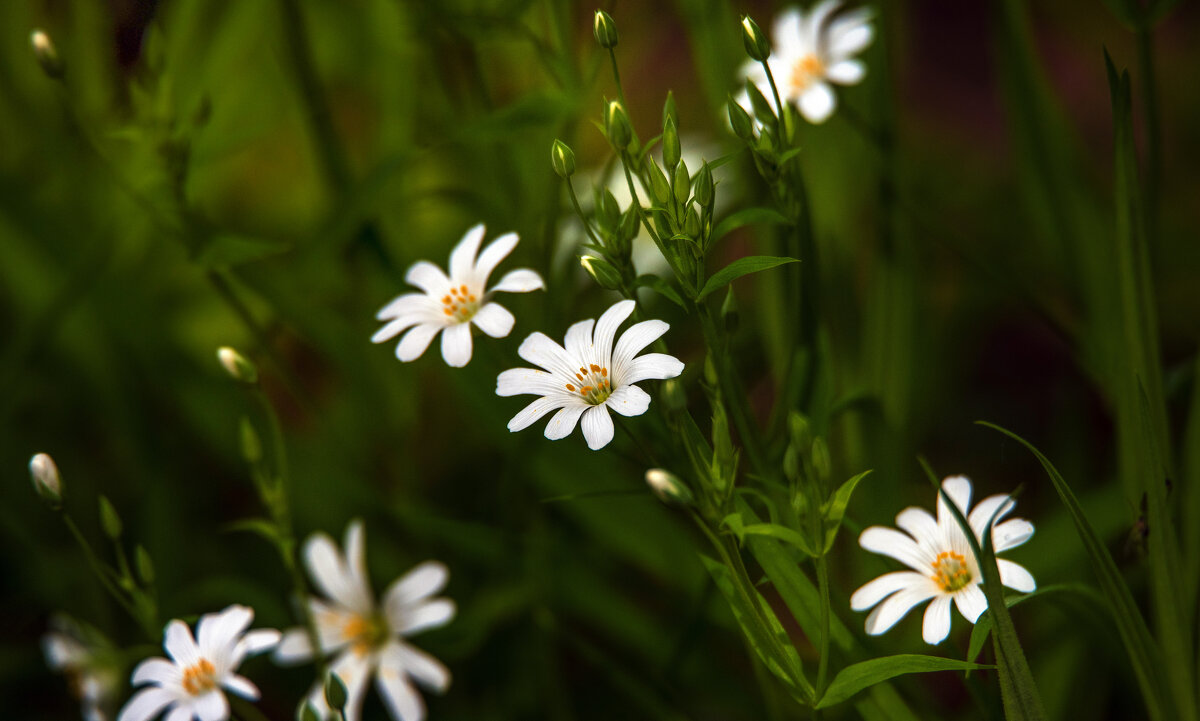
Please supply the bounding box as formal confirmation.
[760,60,794,145]
[1135,24,1160,245]
[814,551,831,695]
[565,177,604,248]
[62,515,152,638]
[697,304,766,476]
[608,48,627,107]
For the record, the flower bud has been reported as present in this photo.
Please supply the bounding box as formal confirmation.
[811,437,833,485]
[694,162,714,208]
[662,118,681,171]
[741,16,771,62]
[593,10,619,49]
[745,80,777,124]
[645,469,694,505]
[29,453,63,509]
[580,255,624,291]
[98,496,123,540]
[135,545,156,585]
[550,139,575,179]
[597,188,621,232]
[647,157,672,206]
[324,672,349,712]
[239,417,262,464]
[673,159,690,206]
[720,285,739,333]
[298,703,322,721]
[217,346,258,384]
[618,207,640,246]
[30,30,64,79]
[662,91,678,128]
[728,97,754,141]
[788,411,812,451]
[661,378,688,411]
[605,100,632,151]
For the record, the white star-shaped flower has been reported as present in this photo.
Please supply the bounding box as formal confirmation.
[274,521,455,721]
[118,605,280,721]
[372,224,545,367]
[850,476,1036,645]
[43,615,120,721]
[737,1,874,124]
[496,299,684,450]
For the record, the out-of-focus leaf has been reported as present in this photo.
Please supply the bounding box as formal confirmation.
[697,255,798,301]
[710,208,792,246]
[634,274,685,309]
[966,584,1105,664]
[816,655,992,709]
[721,513,814,558]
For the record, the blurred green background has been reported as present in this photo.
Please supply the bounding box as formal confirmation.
[3,0,1199,719]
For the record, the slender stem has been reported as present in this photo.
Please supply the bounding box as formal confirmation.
[815,552,832,695]
[608,49,627,107]
[565,177,604,248]
[62,515,151,637]
[697,304,766,476]
[760,60,794,145]
[1135,24,1160,244]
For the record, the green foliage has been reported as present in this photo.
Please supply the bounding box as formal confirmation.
[816,655,993,709]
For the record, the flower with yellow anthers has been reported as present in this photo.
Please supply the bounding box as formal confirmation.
[496,299,684,450]
[274,521,455,721]
[373,224,545,367]
[735,1,874,124]
[118,605,279,721]
[850,476,1036,645]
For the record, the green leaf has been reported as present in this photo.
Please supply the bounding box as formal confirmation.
[821,470,871,552]
[966,584,1106,664]
[697,256,798,301]
[721,514,815,558]
[816,655,992,709]
[710,208,792,246]
[634,274,686,309]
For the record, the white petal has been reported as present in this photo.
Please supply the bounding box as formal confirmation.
[384,641,451,692]
[997,559,1037,592]
[440,323,473,367]
[894,507,941,555]
[235,629,280,659]
[612,320,669,372]
[507,395,570,433]
[936,476,974,533]
[580,404,615,450]
[272,628,313,665]
[850,571,927,612]
[222,674,259,700]
[197,605,252,660]
[496,368,562,397]
[619,353,684,385]
[594,300,636,367]
[829,17,874,57]
[993,519,1035,552]
[489,268,544,294]
[384,561,450,612]
[304,532,371,613]
[545,404,588,439]
[315,652,372,721]
[864,584,937,635]
[42,633,82,669]
[395,323,444,362]
[393,599,456,635]
[449,224,486,283]
[192,690,228,721]
[376,292,430,321]
[564,319,595,364]
[953,585,988,624]
[473,231,519,287]
[131,657,177,687]
[859,527,932,572]
[164,621,200,668]
[373,315,423,344]
[969,494,1015,541]
[771,8,803,49]
[825,59,865,84]
[798,82,836,124]
[804,0,841,48]
[922,595,953,645]
[164,705,193,721]
[405,261,451,296]
[605,385,651,417]
[118,688,176,721]
[376,667,426,721]
[345,520,372,602]
[517,332,577,378]
[471,303,514,338]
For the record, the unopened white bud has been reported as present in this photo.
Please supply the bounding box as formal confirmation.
[30,453,63,509]
[30,30,64,79]
[217,346,258,384]
[645,469,693,505]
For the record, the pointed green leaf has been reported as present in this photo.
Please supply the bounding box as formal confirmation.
[710,208,792,246]
[721,514,815,558]
[822,470,871,552]
[966,584,1106,664]
[698,256,798,301]
[816,655,992,709]
[634,274,686,309]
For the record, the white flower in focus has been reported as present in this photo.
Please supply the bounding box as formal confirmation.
[736,1,874,124]
[850,476,1036,645]
[496,299,684,450]
[373,224,545,367]
[118,605,280,721]
[44,615,120,721]
[273,521,455,721]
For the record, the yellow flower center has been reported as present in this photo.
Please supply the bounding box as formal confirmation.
[789,53,825,92]
[181,658,217,696]
[441,284,478,323]
[931,550,972,592]
[565,364,612,405]
[342,613,388,656]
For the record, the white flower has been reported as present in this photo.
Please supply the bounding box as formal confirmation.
[736,1,874,124]
[850,476,1036,645]
[496,299,684,450]
[273,521,455,721]
[118,605,280,721]
[44,615,120,721]
[372,224,544,367]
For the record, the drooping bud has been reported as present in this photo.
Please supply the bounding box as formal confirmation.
[30,30,64,79]
[98,496,123,540]
[550,139,576,179]
[741,16,771,62]
[662,117,681,171]
[605,100,632,151]
[673,159,691,206]
[645,469,694,505]
[217,346,258,384]
[239,417,262,464]
[694,162,714,208]
[593,10,619,49]
[580,255,623,291]
[324,672,349,712]
[728,97,754,141]
[29,453,63,509]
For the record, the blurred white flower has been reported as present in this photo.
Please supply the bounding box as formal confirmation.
[43,615,120,721]
[496,299,684,450]
[118,605,280,721]
[373,224,544,367]
[274,521,455,721]
[850,476,1036,645]
[736,1,874,124]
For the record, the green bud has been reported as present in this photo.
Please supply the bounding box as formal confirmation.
[324,672,349,712]
[217,347,258,384]
[684,207,701,238]
[618,207,640,246]
[783,445,800,481]
[728,97,754,141]
[741,16,771,62]
[239,417,262,464]
[694,162,714,208]
[298,701,322,721]
[135,545,155,585]
[645,469,694,505]
[647,157,672,206]
[704,354,719,387]
[661,378,688,411]
[597,188,621,232]
[593,10,619,49]
[98,496,123,540]
[30,30,64,79]
[663,91,678,126]
[550,139,576,179]
[745,80,776,125]
[605,100,632,151]
[721,286,739,333]
[811,437,833,485]
[673,159,690,207]
[788,412,812,451]
[29,453,63,510]
[580,255,623,291]
[662,117,680,171]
